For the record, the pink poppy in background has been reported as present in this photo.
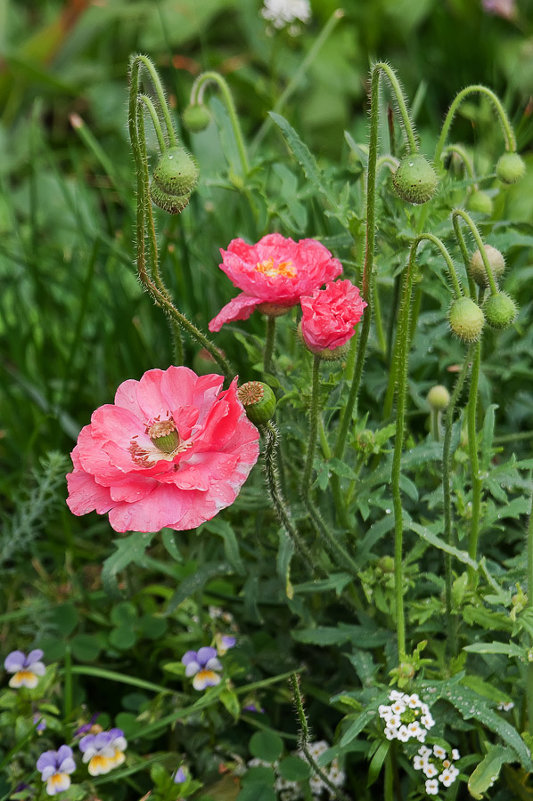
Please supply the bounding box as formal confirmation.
[208,233,343,332]
[300,279,367,353]
[66,367,260,532]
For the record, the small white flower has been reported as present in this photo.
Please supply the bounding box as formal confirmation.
[448,765,459,780]
[407,721,421,737]
[386,714,401,729]
[391,700,406,715]
[378,704,392,719]
[421,714,435,729]
[439,768,457,787]
[420,702,430,716]
[397,725,410,742]
[451,749,460,761]
[261,0,311,29]
[416,729,427,743]
[419,746,431,757]
[425,778,439,795]
[433,745,447,759]
[389,690,404,701]
[406,693,421,708]
[423,763,438,779]
[384,726,398,740]
[498,701,514,711]
[413,755,428,770]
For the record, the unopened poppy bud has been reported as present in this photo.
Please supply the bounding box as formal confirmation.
[496,152,526,184]
[467,190,493,216]
[468,245,506,288]
[150,146,199,214]
[427,385,450,411]
[448,297,485,342]
[392,154,438,205]
[182,104,211,133]
[483,292,518,329]
[237,381,276,425]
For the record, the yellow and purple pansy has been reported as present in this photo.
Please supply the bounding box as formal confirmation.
[182,647,222,690]
[4,649,46,689]
[36,746,76,796]
[79,728,127,776]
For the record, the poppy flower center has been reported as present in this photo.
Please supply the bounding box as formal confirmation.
[148,420,180,453]
[255,258,296,278]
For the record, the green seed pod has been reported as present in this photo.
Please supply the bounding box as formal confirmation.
[392,154,438,205]
[466,190,493,216]
[150,146,199,214]
[468,245,506,288]
[182,104,211,133]
[448,296,485,343]
[427,385,450,411]
[237,381,277,425]
[496,152,526,184]
[483,292,518,330]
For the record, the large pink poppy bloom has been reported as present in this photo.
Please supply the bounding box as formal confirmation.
[208,233,343,332]
[66,367,260,533]
[300,279,367,353]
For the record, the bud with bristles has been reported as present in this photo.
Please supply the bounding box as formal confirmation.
[150,146,199,214]
[468,245,506,288]
[483,292,518,330]
[448,296,485,342]
[392,154,438,205]
[496,152,526,184]
[237,381,276,425]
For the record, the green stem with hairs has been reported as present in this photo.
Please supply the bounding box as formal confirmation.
[139,93,167,152]
[466,339,482,584]
[130,54,177,147]
[442,143,475,180]
[301,355,321,499]
[434,84,516,167]
[264,315,276,374]
[452,208,498,296]
[527,483,533,735]
[190,70,250,176]
[442,345,475,655]
[128,56,232,378]
[260,422,317,576]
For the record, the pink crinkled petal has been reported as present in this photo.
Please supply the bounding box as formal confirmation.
[208,294,261,332]
[66,468,114,516]
[114,378,143,418]
[107,484,194,533]
[135,369,168,421]
[108,477,158,503]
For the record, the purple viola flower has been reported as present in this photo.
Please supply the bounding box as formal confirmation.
[482,0,516,18]
[173,766,187,783]
[4,650,45,689]
[79,728,127,776]
[243,702,265,713]
[33,713,46,732]
[36,745,76,796]
[74,713,100,737]
[181,647,222,691]
[216,633,236,655]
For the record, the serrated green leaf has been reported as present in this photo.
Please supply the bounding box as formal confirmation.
[409,521,478,568]
[463,642,526,659]
[101,532,156,598]
[481,404,498,472]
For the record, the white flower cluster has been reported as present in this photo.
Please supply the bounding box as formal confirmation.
[413,745,460,796]
[261,0,311,29]
[497,700,514,711]
[378,691,435,743]
[246,740,345,800]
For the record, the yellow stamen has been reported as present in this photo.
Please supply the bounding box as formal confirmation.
[256,259,296,278]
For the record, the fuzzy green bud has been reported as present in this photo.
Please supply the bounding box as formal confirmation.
[237,381,276,425]
[150,146,199,214]
[182,104,211,133]
[448,296,485,343]
[483,292,518,330]
[496,152,526,184]
[427,385,450,411]
[467,190,493,216]
[468,245,506,289]
[392,154,438,205]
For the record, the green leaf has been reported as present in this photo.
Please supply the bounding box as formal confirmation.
[202,518,245,575]
[101,532,156,597]
[481,404,498,472]
[250,730,284,763]
[236,783,276,801]
[220,688,241,720]
[269,112,337,207]
[161,529,182,562]
[436,682,531,770]
[293,624,389,647]
[109,626,137,650]
[240,767,276,786]
[111,601,137,626]
[70,633,102,662]
[367,740,390,788]
[468,744,517,799]
[463,642,526,660]
[293,573,351,597]
[409,521,478,568]
[277,531,295,599]
[48,602,78,636]
[166,561,234,613]
[277,756,310,781]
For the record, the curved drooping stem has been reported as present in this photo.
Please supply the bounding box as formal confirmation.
[452,208,498,296]
[434,84,517,167]
[128,55,233,378]
[189,70,250,176]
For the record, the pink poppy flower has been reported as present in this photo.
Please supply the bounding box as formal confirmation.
[300,279,367,353]
[66,367,260,532]
[208,234,343,332]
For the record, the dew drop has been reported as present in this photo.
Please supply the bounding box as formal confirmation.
[385,508,391,514]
